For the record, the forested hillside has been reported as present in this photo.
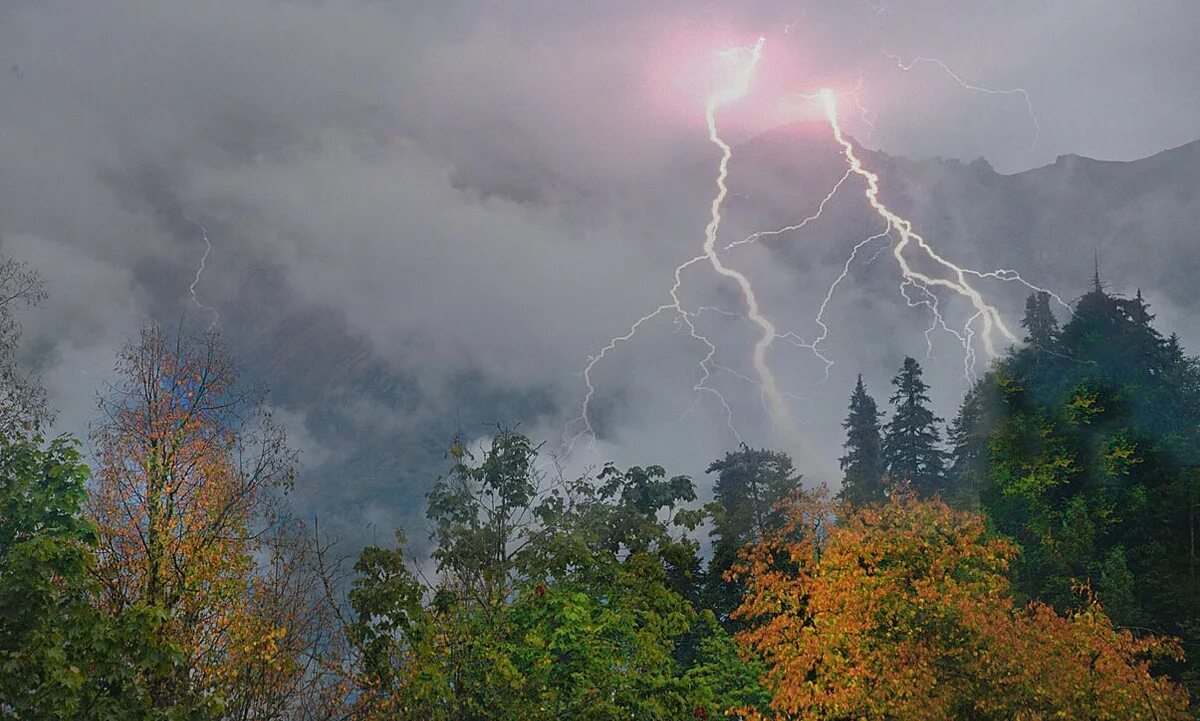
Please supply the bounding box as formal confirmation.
[2,257,1196,719]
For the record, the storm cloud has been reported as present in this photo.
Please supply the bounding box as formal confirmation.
[2,0,1197,547]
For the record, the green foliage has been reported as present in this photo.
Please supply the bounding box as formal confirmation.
[342,430,765,720]
[0,436,210,721]
[945,383,999,509]
[973,284,1200,697]
[1021,290,1060,350]
[703,445,801,626]
[426,429,540,608]
[4,257,1197,715]
[682,612,771,715]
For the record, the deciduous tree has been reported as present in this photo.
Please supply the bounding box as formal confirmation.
[336,430,762,720]
[87,323,320,717]
[732,493,1191,720]
[0,435,203,720]
[0,256,50,440]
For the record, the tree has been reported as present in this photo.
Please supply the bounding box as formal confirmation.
[731,493,1191,720]
[881,357,946,497]
[944,383,997,509]
[703,445,801,626]
[336,431,762,720]
[1021,290,1060,350]
[837,375,885,507]
[425,429,541,613]
[87,323,318,717]
[0,435,205,720]
[0,256,50,440]
[977,280,1200,696]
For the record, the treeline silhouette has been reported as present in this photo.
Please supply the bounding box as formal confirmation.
[1,255,1196,720]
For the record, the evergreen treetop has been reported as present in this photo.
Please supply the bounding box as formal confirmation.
[838,375,886,507]
[703,445,800,625]
[1021,290,1060,350]
[881,357,946,498]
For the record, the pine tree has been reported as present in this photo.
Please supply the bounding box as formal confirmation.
[704,445,800,626]
[1128,289,1154,327]
[946,385,991,509]
[1062,272,1165,387]
[838,375,885,507]
[1021,291,1060,349]
[882,357,946,498]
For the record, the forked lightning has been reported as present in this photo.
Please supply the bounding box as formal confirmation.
[566,37,1064,458]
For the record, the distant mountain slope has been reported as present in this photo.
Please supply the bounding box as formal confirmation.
[734,124,1200,318]
[275,130,1200,548]
[62,128,1198,555]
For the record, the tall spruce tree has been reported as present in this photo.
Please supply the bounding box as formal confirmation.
[946,384,994,509]
[1021,290,1060,350]
[704,445,800,625]
[838,375,885,507]
[882,357,946,498]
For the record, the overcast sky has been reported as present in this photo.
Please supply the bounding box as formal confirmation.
[2,0,1198,542]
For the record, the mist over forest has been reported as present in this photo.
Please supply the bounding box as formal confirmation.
[2,1,1199,718]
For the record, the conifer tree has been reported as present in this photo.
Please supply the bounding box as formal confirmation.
[704,445,800,625]
[946,385,992,508]
[837,375,885,507]
[976,277,1200,697]
[1021,290,1060,350]
[1129,289,1153,327]
[881,357,946,498]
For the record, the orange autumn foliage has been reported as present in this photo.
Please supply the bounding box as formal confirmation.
[732,492,1190,720]
[87,324,324,716]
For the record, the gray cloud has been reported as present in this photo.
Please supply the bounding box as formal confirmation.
[1,0,1197,548]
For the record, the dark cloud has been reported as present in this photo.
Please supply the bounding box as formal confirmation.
[1,0,1197,547]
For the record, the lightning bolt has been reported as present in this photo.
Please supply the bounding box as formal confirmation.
[818,87,1019,364]
[883,51,1040,152]
[726,85,1056,381]
[563,253,732,455]
[568,37,812,455]
[696,37,809,451]
[806,225,892,376]
[897,279,941,359]
[724,167,854,252]
[728,76,1062,379]
[566,37,1066,459]
[183,214,220,332]
[851,72,877,140]
[963,267,1072,311]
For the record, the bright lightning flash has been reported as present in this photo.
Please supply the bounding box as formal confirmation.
[700,38,805,451]
[817,87,1019,362]
[566,38,798,455]
[565,38,1064,459]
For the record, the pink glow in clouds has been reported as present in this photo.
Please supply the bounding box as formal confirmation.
[640,21,843,138]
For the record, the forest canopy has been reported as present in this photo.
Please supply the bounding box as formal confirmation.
[0,256,1195,720]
